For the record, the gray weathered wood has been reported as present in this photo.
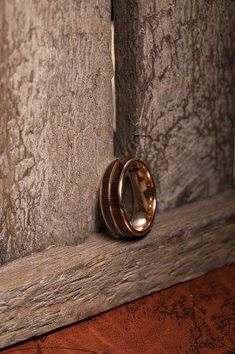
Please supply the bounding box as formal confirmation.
[114,0,235,211]
[0,0,113,264]
[0,189,235,348]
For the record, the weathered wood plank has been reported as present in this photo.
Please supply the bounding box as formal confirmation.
[114,0,235,211]
[0,0,113,264]
[0,189,235,348]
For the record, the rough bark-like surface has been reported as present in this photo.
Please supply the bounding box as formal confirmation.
[114,0,235,211]
[2,266,234,354]
[0,0,113,264]
[0,189,235,348]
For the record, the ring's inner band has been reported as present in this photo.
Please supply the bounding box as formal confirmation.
[121,161,156,232]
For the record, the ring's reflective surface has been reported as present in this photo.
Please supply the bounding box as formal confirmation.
[100,157,156,238]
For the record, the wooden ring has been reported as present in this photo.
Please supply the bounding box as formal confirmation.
[99,157,157,238]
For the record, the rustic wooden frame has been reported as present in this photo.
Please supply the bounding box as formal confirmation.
[1,189,235,348]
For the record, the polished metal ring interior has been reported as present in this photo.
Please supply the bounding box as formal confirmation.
[100,157,157,238]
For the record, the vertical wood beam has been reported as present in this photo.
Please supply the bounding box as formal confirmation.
[114,0,235,211]
[0,0,113,264]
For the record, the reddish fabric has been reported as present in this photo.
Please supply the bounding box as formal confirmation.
[2,265,235,354]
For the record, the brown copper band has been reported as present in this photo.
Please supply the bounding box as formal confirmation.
[100,157,156,238]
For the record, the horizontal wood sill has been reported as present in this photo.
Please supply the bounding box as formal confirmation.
[0,189,235,348]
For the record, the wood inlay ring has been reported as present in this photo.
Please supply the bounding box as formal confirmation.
[99,157,157,238]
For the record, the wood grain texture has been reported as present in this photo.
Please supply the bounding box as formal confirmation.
[114,0,235,211]
[2,265,234,354]
[0,189,234,349]
[0,0,113,264]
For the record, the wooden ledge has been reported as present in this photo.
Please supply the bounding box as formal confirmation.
[0,190,235,348]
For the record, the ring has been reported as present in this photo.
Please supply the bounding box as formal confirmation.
[99,157,157,238]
